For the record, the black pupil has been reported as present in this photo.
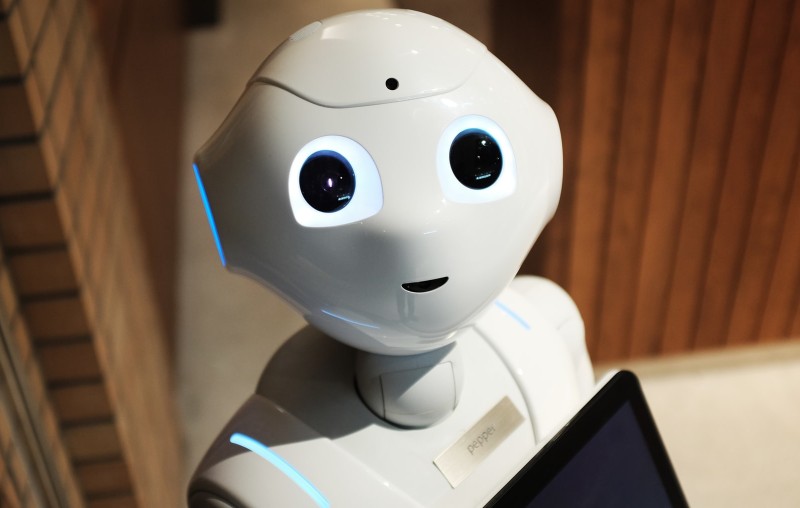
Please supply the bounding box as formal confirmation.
[449,129,502,189]
[299,151,355,213]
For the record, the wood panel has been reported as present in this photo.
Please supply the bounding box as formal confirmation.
[87,0,184,343]
[494,0,800,361]
[568,0,633,357]
[729,0,800,344]
[659,0,754,355]
[0,262,84,507]
[629,0,714,357]
[0,0,182,505]
[694,0,795,349]
[596,0,673,362]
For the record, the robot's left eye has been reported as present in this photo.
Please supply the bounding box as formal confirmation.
[289,136,383,227]
[437,115,517,203]
[449,129,503,189]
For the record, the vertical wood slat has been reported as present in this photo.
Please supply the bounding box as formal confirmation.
[569,0,633,357]
[505,0,800,361]
[760,150,800,337]
[543,0,590,287]
[659,0,754,354]
[629,0,715,357]
[729,0,800,344]
[521,0,590,288]
[594,0,674,363]
[694,0,795,349]
[792,281,800,336]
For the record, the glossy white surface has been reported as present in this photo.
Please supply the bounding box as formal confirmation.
[355,341,465,427]
[190,281,592,507]
[188,9,587,506]
[194,10,562,355]
[250,10,486,107]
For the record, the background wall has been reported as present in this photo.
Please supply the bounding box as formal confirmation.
[0,0,182,505]
[85,0,184,344]
[496,0,800,362]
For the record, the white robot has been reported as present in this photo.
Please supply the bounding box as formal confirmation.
[189,10,595,507]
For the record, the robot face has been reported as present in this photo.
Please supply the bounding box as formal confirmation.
[194,10,562,354]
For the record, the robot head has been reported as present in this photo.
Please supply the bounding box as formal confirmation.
[194,10,562,355]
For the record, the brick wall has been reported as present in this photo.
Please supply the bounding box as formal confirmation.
[0,0,181,505]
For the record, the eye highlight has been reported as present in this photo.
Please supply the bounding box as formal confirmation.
[437,115,516,203]
[289,136,383,227]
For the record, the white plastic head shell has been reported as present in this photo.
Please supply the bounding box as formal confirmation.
[194,9,563,355]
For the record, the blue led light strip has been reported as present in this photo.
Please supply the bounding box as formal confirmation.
[322,309,380,329]
[193,164,227,266]
[229,432,330,508]
[494,300,531,331]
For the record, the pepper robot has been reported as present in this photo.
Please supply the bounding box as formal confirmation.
[189,10,595,507]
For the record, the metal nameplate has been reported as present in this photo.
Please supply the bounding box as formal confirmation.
[433,396,525,488]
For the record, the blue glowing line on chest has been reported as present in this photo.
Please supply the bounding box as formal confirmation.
[230,432,330,508]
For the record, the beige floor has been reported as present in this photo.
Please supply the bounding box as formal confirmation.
[176,1,800,505]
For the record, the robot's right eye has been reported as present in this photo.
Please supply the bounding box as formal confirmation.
[289,136,383,227]
[299,151,355,213]
[436,115,517,204]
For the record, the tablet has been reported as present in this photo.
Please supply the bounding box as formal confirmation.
[485,370,687,507]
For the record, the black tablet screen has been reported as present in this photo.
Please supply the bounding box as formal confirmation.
[526,401,672,507]
[486,370,687,508]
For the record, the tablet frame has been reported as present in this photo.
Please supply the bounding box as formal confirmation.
[485,370,688,507]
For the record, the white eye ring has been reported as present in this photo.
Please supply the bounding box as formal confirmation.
[436,115,517,203]
[288,136,383,227]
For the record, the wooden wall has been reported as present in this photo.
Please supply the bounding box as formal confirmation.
[0,289,83,508]
[85,0,184,344]
[498,0,800,362]
[0,0,181,505]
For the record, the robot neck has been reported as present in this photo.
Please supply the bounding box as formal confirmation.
[355,340,464,428]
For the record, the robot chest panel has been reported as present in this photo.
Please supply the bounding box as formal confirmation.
[233,331,537,507]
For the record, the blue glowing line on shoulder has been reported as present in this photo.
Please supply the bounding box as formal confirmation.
[193,163,227,267]
[494,300,531,330]
[230,432,330,508]
[322,309,380,329]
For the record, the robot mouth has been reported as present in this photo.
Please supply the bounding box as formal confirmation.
[402,277,449,293]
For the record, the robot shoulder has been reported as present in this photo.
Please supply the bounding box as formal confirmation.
[509,275,583,334]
